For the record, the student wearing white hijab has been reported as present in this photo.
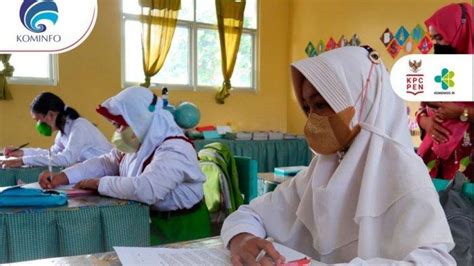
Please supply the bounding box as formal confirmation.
[2,92,112,168]
[39,87,211,245]
[221,46,455,265]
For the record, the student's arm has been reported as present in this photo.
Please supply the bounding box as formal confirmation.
[39,149,121,189]
[222,168,311,265]
[97,142,204,208]
[22,124,91,167]
[62,149,121,184]
[22,134,63,157]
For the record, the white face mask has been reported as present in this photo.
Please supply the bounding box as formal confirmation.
[111,127,141,153]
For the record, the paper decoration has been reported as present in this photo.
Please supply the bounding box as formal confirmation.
[411,24,425,44]
[317,40,326,54]
[349,34,361,46]
[387,39,401,58]
[380,28,394,47]
[305,41,317,57]
[326,37,336,51]
[394,26,409,46]
[417,35,433,54]
[404,37,414,53]
[337,35,348,47]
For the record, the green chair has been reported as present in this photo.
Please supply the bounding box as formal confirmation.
[235,156,258,204]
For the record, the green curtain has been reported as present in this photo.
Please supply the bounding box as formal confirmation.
[215,0,246,104]
[139,0,181,88]
[0,54,14,100]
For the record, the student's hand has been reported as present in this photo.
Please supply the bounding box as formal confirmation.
[430,102,464,121]
[0,158,23,168]
[229,233,285,266]
[420,116,450,144]
[3,147,23,158]
[39,171,69,189]
[74,178,100,191]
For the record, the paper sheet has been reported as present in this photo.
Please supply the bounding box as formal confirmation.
[114,242,316,266]
[114,247,231,266]
[22,182,74,190]
[21,182,95,197]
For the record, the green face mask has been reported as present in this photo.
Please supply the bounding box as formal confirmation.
[111,127,141,153]
[36,122,52,137]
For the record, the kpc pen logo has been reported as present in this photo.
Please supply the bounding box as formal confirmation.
[434,68,455,95]
[17,0,61,43]
[406,59,424,96]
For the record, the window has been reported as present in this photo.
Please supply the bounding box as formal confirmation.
[122,0,258,91]
[7,54,58,86]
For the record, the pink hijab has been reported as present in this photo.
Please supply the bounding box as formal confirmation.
[418,3,474,160]
[425,2,473,54]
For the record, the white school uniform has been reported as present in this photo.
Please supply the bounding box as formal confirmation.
[221,47,455,265]
[63,87,205,211]
[22,117,112,167]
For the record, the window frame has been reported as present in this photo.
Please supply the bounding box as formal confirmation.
[7,54,59,86]
[121,0,258,92]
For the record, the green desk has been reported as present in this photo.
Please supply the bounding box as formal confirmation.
[0,167,62,187]
[0,195,150,263]
[194,139,312,172]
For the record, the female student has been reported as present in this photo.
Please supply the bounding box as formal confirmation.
[417,2,473,181]
[2,92,112,168]
[39,87,211,245]
[222,47,455,265]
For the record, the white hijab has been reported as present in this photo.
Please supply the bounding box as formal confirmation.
[262,46,452,258]
[100,86,184,176]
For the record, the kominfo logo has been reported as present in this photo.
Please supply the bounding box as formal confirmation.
[20,0,58,33]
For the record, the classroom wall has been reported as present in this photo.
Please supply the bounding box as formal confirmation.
[0,0,291,148]
[287,0,466,136]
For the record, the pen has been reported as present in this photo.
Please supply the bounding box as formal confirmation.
[255,237,274,263]
[10,142,29,153]
[48,149,53,182]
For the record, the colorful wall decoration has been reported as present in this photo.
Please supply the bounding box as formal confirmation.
[381,24,433,58]
[304,24,433,59]
[305,34,361,57]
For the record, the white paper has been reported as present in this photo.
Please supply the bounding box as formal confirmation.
[114,246,231,266]
[115,242,314,266]
[21,182,75,191]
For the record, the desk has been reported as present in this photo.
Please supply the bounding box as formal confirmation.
[8,237,223,265]
[194,139,312,172]
[0,167,62,187]
[257,172,293,196]
[0,195,150,263]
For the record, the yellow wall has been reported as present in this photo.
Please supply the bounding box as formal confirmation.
[0,0,291,148]
[287,0,465,135]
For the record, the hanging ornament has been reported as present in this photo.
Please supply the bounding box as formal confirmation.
[380,28,393,47]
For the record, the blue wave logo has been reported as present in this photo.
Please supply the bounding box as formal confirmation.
[20,0,59,33]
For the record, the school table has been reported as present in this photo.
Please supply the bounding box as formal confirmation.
[0,166,63,187]
[0,195,150,263]
[194,139,312,172]
[7,236,222,265]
